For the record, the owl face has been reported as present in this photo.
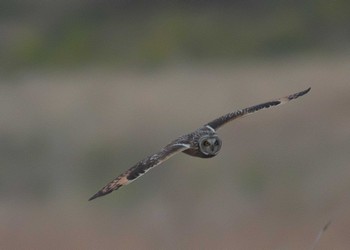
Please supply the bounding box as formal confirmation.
[198,135,222,156]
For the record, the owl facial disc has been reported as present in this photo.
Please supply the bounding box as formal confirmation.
[199,135,222,156]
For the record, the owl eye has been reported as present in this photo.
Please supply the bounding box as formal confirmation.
[214,140,220,146]
[203,140,210,147]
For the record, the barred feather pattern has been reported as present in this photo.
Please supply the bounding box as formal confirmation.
[88,143,190,201]
[89,88,310,201]
[206,88,311,130]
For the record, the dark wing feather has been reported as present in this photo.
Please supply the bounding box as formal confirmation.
[89,143,190,201]
[205,88,310,130]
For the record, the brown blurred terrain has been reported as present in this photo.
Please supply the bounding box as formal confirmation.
[1,57,350,249]
[1,1,350,249]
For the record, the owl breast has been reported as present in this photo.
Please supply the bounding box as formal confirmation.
[182,148,217,158]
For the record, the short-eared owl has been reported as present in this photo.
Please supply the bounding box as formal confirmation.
[89,88,310,201]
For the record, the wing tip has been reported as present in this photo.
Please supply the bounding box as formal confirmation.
[288,87,311,101]
[88,191,104,201]
[296,87,311,97]
[304,87,311,94]
[298,87,311,98]
[88,189,113,201]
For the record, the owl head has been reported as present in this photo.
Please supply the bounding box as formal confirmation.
[198,135,222,156]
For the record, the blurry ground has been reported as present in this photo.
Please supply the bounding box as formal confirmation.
[1,55,350,249]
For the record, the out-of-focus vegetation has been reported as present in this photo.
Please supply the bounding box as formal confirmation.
[2,0,350,71]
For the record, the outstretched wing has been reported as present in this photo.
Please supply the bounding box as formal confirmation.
[205,87,310,131]
[89,143,190,201]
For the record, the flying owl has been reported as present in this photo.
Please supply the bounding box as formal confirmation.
[89,88,310,201]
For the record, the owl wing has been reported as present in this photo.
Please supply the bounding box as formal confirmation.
[205,88,310,131]
[88,142,190,201]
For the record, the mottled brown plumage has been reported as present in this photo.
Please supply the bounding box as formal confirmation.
[89,88,310,201]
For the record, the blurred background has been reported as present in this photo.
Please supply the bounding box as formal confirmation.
[1,1,350,249]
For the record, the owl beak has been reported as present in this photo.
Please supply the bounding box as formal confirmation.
[210,145,215,153]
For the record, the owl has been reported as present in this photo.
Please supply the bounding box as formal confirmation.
[89,88,310,201]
